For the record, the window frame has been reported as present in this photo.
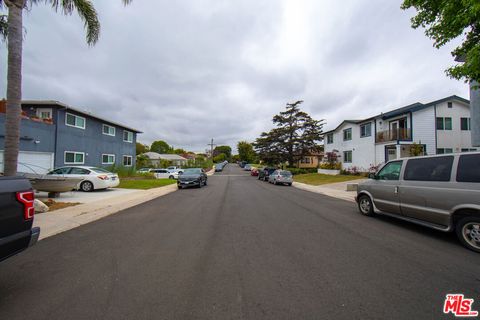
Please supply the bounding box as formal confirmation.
[377,160,403,181]
[457,154,480,183]
[64,151,85,165]
[65,112,86,129]
[36,108,53,120]
[403,156,454,182]
[343,150,352,163]
[343,128,352,141]
[102,154,115,165]
[460,117,471,131]
[360,122,372,138]
[123,155,133,167]
[102,124,116,136]
[326,133,333,144]
[123,130,134,143]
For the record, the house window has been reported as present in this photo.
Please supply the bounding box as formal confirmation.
[123,155,133,167]
[36,108,52,120]
[343,128,352,141]
[461,148,477,152]
[65,151,85,164]
[461,117,471,131]
[360,123,372,138]
[102,154,115,164]
[123,130,133,143]
[436,117,452,130]
[65,113,86,129]
[447,102,453,108]
[300,157,311,164]
[437,148,453,154]
[343,151,352,163]
[326,133,333,144]
[103,124,116,136]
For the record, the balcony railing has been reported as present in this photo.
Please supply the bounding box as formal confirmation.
[376,128,411,143]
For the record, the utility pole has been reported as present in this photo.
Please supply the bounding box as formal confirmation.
[207,138,216,159]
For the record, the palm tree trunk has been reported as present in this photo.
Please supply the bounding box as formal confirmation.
[4,0,24,176]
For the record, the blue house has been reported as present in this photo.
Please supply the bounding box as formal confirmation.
[0,100,142,173]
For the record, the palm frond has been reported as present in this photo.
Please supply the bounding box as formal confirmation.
[48,0,100,45]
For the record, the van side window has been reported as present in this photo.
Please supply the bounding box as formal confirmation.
[404,156,454,182]
[377,161,403,180]
[457,154,480,183]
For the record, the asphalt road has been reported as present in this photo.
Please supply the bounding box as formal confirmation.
[1,165,479,320]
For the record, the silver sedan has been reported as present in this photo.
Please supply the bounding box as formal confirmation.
[268,170,293,186]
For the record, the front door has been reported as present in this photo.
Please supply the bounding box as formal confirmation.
[370,160,403,214]
[386,146,397,162]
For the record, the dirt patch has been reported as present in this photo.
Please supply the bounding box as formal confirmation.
[44,199,81,212]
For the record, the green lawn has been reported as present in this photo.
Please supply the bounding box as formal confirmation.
[294,173,365,186]
[117,178,177,190]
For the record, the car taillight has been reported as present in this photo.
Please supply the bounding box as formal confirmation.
[16,191,35,220]
[98,175,109,180]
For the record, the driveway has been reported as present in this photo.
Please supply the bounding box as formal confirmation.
[0,165,479,320]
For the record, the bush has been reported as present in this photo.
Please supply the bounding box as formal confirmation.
[285,167,318,175]
[319,162,342,170]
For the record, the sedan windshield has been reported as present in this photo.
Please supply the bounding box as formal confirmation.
[183,168,202,174]
[281,171,292,177]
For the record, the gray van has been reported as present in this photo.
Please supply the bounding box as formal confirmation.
[356,152,480,252]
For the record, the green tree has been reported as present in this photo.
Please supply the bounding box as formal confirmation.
[237,141,256,163]
[0,0,132,176]
[213,145,232,160]
[213,153,227,163]
[150,140,173,154]
[173,148,187,155]
[255,101,324,166]
[136,142,149,155]
[401,0,480,82]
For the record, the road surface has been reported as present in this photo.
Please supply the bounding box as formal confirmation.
[1,164,479,319]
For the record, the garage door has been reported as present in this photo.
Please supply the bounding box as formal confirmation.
[0,151,54,174]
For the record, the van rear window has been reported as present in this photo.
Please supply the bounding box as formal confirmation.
[457,154,480,183]
[404,156,453,182]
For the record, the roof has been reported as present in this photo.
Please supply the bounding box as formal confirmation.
[21,100,142,133]
[142,152,187,161]
[325,95,469,134]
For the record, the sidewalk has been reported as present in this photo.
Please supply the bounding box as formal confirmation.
[293,179,367,202]
[33,184,177,240]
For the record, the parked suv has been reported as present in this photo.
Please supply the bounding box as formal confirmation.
[356,152,480,252]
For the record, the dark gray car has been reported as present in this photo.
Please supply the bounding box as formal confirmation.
[177,168,207,189]
[356,152,480,252]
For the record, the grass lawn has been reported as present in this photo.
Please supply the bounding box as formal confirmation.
[294,173,365,186]
[117,178,177,190]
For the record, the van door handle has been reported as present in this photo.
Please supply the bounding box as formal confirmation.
[394,186,399,194]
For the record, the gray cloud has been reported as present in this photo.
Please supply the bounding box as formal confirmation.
[0,0,469,153]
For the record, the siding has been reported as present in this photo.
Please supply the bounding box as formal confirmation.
[411,107,436,155]
[435,101,473,152]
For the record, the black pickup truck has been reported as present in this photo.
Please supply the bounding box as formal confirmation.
[0,176,40,262]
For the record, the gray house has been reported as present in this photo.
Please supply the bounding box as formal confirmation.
[0,100,142,173]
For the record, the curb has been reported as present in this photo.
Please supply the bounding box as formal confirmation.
[292,182,356,202]
[33,184,178,240]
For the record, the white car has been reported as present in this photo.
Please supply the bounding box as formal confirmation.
[151,169,178,179]
[47,166,120,192]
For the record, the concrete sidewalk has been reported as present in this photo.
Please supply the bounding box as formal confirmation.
[33,184,177,240]
[293,179,367,202]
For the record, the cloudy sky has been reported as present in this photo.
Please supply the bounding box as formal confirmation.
[0,0,469,153]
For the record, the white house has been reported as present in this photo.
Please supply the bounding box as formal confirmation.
[142,152,188,167]
[324,96,476,171]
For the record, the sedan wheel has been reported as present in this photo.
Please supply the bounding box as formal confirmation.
[456,217,480,253]
[80,181,94,192]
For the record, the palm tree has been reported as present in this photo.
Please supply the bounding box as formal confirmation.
[0,0,131,176]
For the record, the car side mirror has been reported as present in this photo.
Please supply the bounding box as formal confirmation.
[368,173,376,179]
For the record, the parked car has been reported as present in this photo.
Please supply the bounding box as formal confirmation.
[0,177,40,262]
[239,161,247,168]
[356,152,480,253]
[47,166,120,192]
[215,163,224,172]
[244,164,252,171]
[151,169,178,179]
[259,167,277,181]
[177,168,208,189]
[137,168,153,173]
[251,168,259,176]
[268,170,293,186]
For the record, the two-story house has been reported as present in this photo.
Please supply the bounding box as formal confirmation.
[0,100,141,173]
[324,95,475,170]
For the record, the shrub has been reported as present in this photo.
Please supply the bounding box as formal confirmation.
[286,167,318,175]
[319,162,342,170]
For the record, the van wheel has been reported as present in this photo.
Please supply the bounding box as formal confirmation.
[80,181,94,192]
[169,175,174,179]
[456,217,480,253]
[358,195,374,216]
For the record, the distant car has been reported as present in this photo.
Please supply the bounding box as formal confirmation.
[268,170,293,186]
[215,163,224,172]
[47,166,120,192]
[251,168,259,176]
[259,167,277,181]
[137,168,153,173]
[244,164,252,171]
[151,169,178,179]
[239,161,247,168]
[167,166,180,171]
[177,168,208,189]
